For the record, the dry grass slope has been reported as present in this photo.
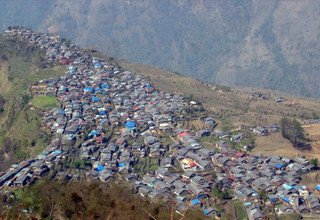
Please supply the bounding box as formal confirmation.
[119,60,320,160]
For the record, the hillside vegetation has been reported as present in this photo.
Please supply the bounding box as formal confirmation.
[0,0,320,97]
[0,35,65,171]
[0,180,204,220]
[119,60,320,127]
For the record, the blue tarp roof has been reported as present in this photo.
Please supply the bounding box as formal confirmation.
[84,87,94,92]
[92,97,100,102]
[96,165,104,171]
[125,121,136,129]
[203,208,215,215]
[191,199,200,205]
[203,209,210,215]
[316,185,320,190]
[101,83,109,89]
[89,130,99,136]
[283,183,294,190]
[275,163,284,169]
[118,162,126,167]
[144,84,153,88]
[99,110,106,115]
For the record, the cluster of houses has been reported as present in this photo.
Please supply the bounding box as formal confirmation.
[1,27,320,219]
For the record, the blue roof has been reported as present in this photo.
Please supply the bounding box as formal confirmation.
[283,183,294,190]
[203,208,215,215]
[99,110,106,115]
[89,130,99,136]
[118,162,126,167]
[59,109,65,115]
[144,84,153,88]
[282,197,290,203]
[203,209,210,215]
[316,185,320,190]
[125,121,136,129]
[275,163,284,169]
[197,194,207,199]
[91,97,100,102]
[94,63,102,68]
[96,165,104,171]
[191,199,200,205]
[84,87,94,93]
[101,83,109,89]
[53,150,62,155]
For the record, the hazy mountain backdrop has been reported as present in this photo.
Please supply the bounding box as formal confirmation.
[1,0,320,97]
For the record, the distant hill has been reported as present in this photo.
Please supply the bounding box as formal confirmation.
[0,0,320,98]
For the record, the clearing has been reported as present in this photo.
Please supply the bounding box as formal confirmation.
[233,200,248,220]
[32,95,60,109]
[254,133,320,161]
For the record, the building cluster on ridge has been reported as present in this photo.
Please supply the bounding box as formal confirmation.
[1,27,320,219]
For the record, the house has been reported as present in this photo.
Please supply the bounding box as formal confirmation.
[277,205,294,215]
[249,206,264,220]
[204,117,217,129]
[197,129,210,137]
[275,97,285,102]
[14,174,31,186]
[191,198,201,206]
[231,133,244,142]
[174,188,190,196]
[161,157,173,168]
[294,157,309,166]
[252,126,268,136]
[268,195,278,203]
[156,167,170,178]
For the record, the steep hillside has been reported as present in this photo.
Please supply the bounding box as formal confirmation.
[119,59,320,127]
[0,35,65,171]
[0,0,320,97]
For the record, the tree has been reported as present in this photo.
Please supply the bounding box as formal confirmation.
[311,158,318,167]
[280,118,307,149]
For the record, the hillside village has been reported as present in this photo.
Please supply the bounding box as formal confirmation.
[1,27,320,219]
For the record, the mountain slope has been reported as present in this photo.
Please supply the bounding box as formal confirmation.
[0,35,65,170]
[0,0,320,98]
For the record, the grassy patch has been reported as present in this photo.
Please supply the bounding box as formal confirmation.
[134,157,159,174]
[233,200,248,220]
[278,213,301,220]
[32,95,60,109]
